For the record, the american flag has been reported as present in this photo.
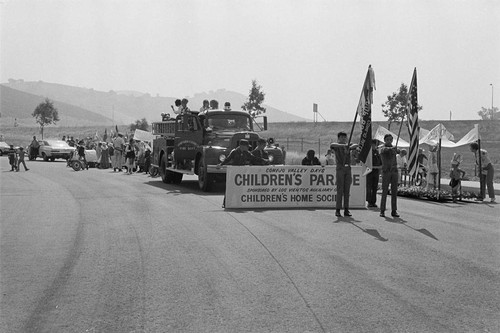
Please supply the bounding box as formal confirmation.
[406,68,419,178]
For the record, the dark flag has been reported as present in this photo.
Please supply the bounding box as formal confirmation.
[406,68,419,178]
[103,128,108,141]
[357,65,376,176]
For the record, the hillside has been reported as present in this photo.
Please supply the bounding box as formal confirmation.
[3,79,309,124]
[0,85,114,127]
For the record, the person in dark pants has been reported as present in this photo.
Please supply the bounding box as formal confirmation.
[76,140,88,170]
[17,147,29,171]
[330,132,358,217]
[379,134,399,217]
[144,147,151,174]
[366,139,382,208]
[29,136,40,160]
[469,142,495,203]
[8,145,18,171]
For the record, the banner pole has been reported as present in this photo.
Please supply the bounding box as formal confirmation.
[347,111,359,146]
[438,137,442,200]
[395,114,405,149]
[478,136,483,200]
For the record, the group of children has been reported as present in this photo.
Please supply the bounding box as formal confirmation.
[7,145,29,172]
[161,99,234,121]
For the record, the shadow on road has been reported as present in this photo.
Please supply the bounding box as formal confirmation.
[386,217,439,240]
[346,221,388,242]
[226,207,325,213]
[143,179,225,196]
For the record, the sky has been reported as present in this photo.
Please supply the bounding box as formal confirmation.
[1,0,499,122]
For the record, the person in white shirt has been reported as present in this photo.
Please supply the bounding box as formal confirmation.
[199,100,210,114]
[172,99,182,115]
[396,149,407,183]
[112,133,125,172]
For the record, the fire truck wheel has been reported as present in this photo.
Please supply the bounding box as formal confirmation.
[172,172,183,184]
[198,158,213,192]
[160,155,172,184]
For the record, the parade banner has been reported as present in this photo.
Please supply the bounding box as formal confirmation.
[225,165,366,209]
[133,129,154,142]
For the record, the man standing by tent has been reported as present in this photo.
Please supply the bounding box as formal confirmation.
[470,142,495,203]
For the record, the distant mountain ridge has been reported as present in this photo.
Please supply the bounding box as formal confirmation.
[2,79,309,125]
[0,84,114,127]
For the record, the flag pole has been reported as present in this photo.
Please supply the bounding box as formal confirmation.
[347,109,359,146]
[438,136,442,199]
[477,134,483,200]
[395,113,405,149]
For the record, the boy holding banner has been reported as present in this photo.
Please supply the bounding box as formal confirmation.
[379,134,399,217]
[330,132,358,217]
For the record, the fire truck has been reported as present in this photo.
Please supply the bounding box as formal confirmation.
[151,110,284,191]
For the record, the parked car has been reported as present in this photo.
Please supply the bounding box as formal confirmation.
[38,140,75,161]
[0,141,11,156]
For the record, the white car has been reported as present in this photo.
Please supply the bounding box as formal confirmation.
[38,140,75,161]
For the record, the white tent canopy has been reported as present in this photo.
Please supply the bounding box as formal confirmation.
[453,124,479,147]
[374,125,410,147]
[374,124,479,149]
[419,123,479,148]
[419,123,455,147]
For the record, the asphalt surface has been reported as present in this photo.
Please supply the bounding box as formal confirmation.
[1,158,499,333]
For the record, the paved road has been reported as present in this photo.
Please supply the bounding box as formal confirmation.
[1,158,499,333]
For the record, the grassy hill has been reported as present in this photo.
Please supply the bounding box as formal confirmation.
[0,85,114,127]
[2,80,309,124]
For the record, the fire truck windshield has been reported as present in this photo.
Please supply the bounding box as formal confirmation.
[207,114,251,131]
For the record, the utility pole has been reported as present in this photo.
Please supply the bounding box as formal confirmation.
[313,103,318,124]
[490,84,494,119]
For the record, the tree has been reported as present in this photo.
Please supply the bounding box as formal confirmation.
[32,98,60,139]
[478,106,500,120]
[381,83,422,130]
[130,118,149,132]
[241,80,266,118]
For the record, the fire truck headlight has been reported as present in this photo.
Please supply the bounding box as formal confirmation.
[268,154,274,163]
[219,154,226,163]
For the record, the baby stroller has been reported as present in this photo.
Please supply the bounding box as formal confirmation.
[415,163,428,187]
[68,150,87,171]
